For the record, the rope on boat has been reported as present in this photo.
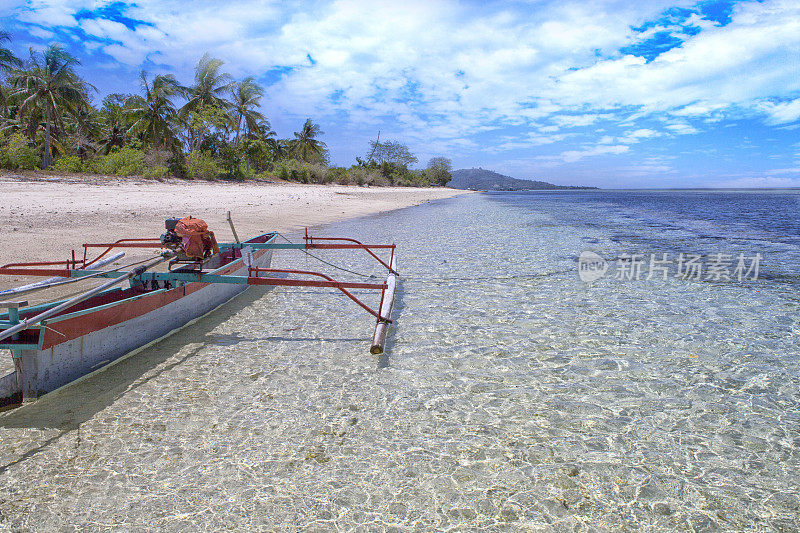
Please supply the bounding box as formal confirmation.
[395,269,575,285]
[275,233,378,279]
[273,233,572,285]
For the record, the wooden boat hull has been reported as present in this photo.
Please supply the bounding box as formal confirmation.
[1,240,272,404]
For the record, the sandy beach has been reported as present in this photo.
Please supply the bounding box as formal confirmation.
[0,172,468,292]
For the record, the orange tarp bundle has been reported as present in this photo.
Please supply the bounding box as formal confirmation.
[175,216,220,259]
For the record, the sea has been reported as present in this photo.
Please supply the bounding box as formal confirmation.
[0,189,798,531]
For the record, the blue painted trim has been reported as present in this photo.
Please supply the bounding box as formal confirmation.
[7,345,38,352]
[220,242,304,250]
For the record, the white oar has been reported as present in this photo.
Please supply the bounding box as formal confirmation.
[0,253,173,343]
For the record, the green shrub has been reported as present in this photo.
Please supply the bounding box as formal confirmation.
[167,153,188,179]
[425,157,452,186]
[349,167,368,186]
[325,166,347,184]
[52,155,83,173]
[339,167,388,186]
[95,147,146,176]
[369,172,389,187]
[143,165,168,179]
[6,133,38,170]
[186,151,221,180]
[0,146,10,169]
[273,159,312,183]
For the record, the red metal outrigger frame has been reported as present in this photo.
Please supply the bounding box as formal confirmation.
[0,239,164,277]
[247,268,390,321]
[0,231,397,323]
[303,228,397,274]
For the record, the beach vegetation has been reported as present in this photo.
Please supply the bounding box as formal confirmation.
[0,31,20,114]
[425,157,453,186]
[142,165,169,179]
[0,31,20,74]
[5,132,38,170]
[186,104,229,153]
[230,76,266,145]
[124,71,181,153]
[367,138,418,167]
[52,154,83,172]
[0,35,453,186]
[186,150,221,179]
[289,119,328,164]
[272,158,324,183]
[6,44,95,169]
[96,93,129,155]
[93,146,146,176]
[181,54,234,117]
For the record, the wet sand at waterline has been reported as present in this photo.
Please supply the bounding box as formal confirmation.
[0,172,468,293]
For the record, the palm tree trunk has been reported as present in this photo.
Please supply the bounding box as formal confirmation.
[235,115,242,145]
[44,104,52,169]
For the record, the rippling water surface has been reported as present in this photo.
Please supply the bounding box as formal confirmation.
[1,190,799,531]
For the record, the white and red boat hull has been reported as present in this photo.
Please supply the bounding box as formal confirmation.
[0,238,272,404]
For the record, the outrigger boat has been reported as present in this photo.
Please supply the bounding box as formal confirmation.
[0,215,397,407]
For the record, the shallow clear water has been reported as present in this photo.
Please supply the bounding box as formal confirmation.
[0,190,798,531]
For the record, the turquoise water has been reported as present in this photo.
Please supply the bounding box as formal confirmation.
[0,191,798,530]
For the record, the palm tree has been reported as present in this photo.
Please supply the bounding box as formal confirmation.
[180,53,234,115]
[96,93,128,154]
[125,71,181,152]
[0,31,20,73]
[290,118,327,163]
[8,44,94,168]
[230,76,265,145]
[268,138,290,161]
[0,30,20,112]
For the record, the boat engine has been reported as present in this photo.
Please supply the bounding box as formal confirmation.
[160,218,183,252]
[160,216,220,261]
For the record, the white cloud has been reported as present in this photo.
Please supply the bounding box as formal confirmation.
[665,122,699,135]
[618,128,660,144]
[766,167,800,175]
[554,0,800,115]
[14,0,79,27]
[557,144,630,163]
[759,98,800,125]
[26,26,54,39]
[551,114,608,128]
[712,176,800,188]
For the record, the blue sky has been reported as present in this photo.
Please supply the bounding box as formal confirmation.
[1,0,799,188]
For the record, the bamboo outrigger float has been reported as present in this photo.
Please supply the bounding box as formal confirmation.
[0,217,397,407]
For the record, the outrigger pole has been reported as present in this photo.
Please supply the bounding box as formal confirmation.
[371,251,397,354]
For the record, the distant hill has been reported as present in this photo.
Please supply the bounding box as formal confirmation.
[449,168,597,191]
